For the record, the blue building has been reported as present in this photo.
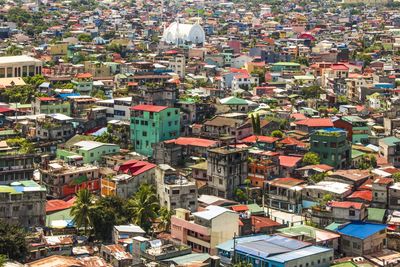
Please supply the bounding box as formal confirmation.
[334,222,387,256]
[217,235,333,267]
[266,246,333,267]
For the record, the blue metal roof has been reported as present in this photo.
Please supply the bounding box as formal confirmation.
[336,222,387,239]
[235,235,310,259]
[266,246,332,263]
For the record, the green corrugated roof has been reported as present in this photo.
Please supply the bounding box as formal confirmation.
[332,262,357,267]
[367,208,386,222]
[381,136,400,146]
[163,253,210,265]
[190,161,207,170]
[343,115,366,123]
[351,149,365,159]
[325,222,342,231]
[46,208,73,227]
[0,130,19,136]
[220,96,248,105]
[0,186,17,194]
[247,203,264,215]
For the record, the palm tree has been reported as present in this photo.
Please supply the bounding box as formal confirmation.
[126,184,159,233]
[158,207,174,232]
[70,189,95,236]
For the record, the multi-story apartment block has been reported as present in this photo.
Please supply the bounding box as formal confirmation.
[207,146,248,198]
[32,97,71,116]
[310,128,351,169]
[333,115,369,144]
[0,150,37,185]
[169,54,186,78]
[72,73,93,95]
[35,115,74,141]
[0,180,46,227]
[40,160,100,198]
[130,105,180,157]
[96,97,132,121]
[171,206,239,255]
[0,55,42,78]
[155,164,198,212]
[379,136,400,167]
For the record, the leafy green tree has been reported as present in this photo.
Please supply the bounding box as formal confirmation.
[70,189,95,236]
[234,188,248,203]
[3,85,45,104]
[77,33,93,43]
[271,130,283,138]
[5,45,22,56]
[302,152,320,166]
[301,85,323,98]
[251,114,261,135]
[0,255,6,267]
[91,195,128,242]
[126,184,160,233]
[295,56,309,67]
[0,222,28,261]
[393,172,400,183]
[359,154,377,170]
[309,172,326,184]
[158,207,174,232]
[6,138,34,154]
[337,95,348,104]
[94,132,120,144]
[251,68,266,84]
[23,75,46,88]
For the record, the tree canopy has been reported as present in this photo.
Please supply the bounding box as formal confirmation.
[302,152,320,166]
[0,222,28,261]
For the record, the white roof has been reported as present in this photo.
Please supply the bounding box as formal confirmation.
[162,21,205,44]
[192,205,234,220]
[114,224,145,234]
[198,194,226,205]
[74,140,115,150]
[47,113,73,121]
[0,55,42,64]
[305,181,352,194]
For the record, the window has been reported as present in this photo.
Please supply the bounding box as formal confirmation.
[219,179,223,185]
[349,209,355,216]
[190,189,196,194]
[142,131,147,137]
[172,190,180,194]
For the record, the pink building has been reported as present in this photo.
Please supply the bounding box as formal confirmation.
[171,206,239,255]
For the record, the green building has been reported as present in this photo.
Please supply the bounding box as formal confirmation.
[130,104,180,156]
[310,128,351,169]
[333,115,369,144]
[270,62,301,72]
[57,140,120,164]
[32,97,71,116]
[72,73,93,95]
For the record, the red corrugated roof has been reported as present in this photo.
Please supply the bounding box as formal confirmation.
[130,104,168,112]
[0,107,14,113]
[241,135,279,144]
[295,118,333,127]
[331,64,349,71]
[38,97,58,101]
[75,73,93,79]
[347,190,372,202]
[117,160,156,176]
[164,137,218,148]
[231,205,249,212]
[46,199,74,213]
[330,201,363,209]
[279,156,302,168]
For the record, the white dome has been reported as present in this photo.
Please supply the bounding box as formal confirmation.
[162,22,206,45]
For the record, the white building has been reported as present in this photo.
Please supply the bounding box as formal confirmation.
[169,55,186,78]
[0,55,42,78]
[162,21,206,45]
[96,97,132,121]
